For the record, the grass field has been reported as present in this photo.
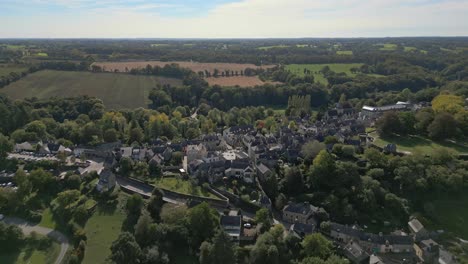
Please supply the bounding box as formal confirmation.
[1,70,182,109]
[370,132,468,155]
[150,44,170,47]
[404,46,417,52]
[94,61,275,75]
[206,76,280,87]
[336,50,353,55]
[378,43,398,51]
[285,63,364,84]
[82,195,126,264]
[153,177,219,199]
[36,52,48,57]
[0,236,60,264]
[0,64,28,77]
[257,45,289,50]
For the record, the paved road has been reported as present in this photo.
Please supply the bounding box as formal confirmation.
[3,217,69,264]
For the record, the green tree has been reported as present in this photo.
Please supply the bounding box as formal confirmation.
[186,202,219,248]
[0,133,13,160]
[428,112,458,139]
[301,233,333,259]
[110,232,142,264]
[134,212,153,248]
[301,140,326,163]
[126,194,143,215]
[255,208,272,233]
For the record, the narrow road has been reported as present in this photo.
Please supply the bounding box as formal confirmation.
[3,217,69,264]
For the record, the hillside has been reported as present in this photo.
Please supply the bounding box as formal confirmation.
[1,70,182,109]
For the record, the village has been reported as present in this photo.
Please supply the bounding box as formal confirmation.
[3,100,458,264]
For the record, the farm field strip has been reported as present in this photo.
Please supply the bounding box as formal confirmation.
[93,61,275,74]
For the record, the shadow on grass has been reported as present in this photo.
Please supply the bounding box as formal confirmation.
[378,134,468,154]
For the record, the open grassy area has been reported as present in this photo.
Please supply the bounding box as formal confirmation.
[378,43,398,51]
[370,132,468,155]
[82,195,126,264]
[36,52,48,57]
[0,64,28,77]
[153,177,219,199]
[257,45,289,50]
[1,70,182,109]
[285,63,364,84]
[150,43,170,47]
[404,46,417,52]
[0,236,60,264]
[39,208,57,229]
[336,50,353,55]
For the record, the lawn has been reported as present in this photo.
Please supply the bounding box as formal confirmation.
[0,70,182,110]
[36,52,48,57]
[0,236,60,264]
[39,208,57,229]
[153,177,219,199]
[82,195,126,264]
[336,50,353,55]
[378,43,398,51]
[150,43,170,47]
[285,63,365,85]
[370,132,468,155]
[403,46,417,52]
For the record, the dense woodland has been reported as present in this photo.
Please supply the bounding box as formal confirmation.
[0,38,467,263]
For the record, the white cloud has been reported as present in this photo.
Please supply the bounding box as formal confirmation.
[0,0,467,37]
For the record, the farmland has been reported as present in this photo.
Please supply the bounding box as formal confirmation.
[336,50,353,55]
[1,70,182,109]
[378,43,398,51]
[93,61,275,75]
[0,64,28,77]
[206,76,279,87]
[285,63,364,84]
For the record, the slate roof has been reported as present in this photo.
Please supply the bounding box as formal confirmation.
[283,202,318,215]
[331,223,413,245]
[220,215,241,227]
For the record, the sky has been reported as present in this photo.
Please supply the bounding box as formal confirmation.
[0,0,467,38]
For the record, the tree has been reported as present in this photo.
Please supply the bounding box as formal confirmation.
[428,112,458,139]
[126,194,143,215]
[120,157,133,175]
[301,233,333,259]
[29,168,55,192]
[147,189,164,221]
[0,133,13,160]
[142,246,169,264]
[149,89,172,108]
[255,208,272,233]
[186,202,219,248]
[199,230,235,264]
[376,111,402,136]
[432,94,464,114]
[281,166,303,195]
[134,212,153,248]
[103,128,119,142]
[308,150,336,188]
[110,232,142,264]
[301,141,326,163]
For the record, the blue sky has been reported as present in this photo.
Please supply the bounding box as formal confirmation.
[0,0,467,38]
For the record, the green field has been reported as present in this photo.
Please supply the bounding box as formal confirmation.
[336,50,353,55]
[378,43,398,51]
[370,132,468,155]
[36,52,48,57]
[404,46,417,52]
[258,45,289,50]
[82,196,126,264]
[150,44,170,47]
[285,63,364,84]
[1,70,182,109]
[153,177,219,199]
[0,236,60,264]
[0,64,28,77]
